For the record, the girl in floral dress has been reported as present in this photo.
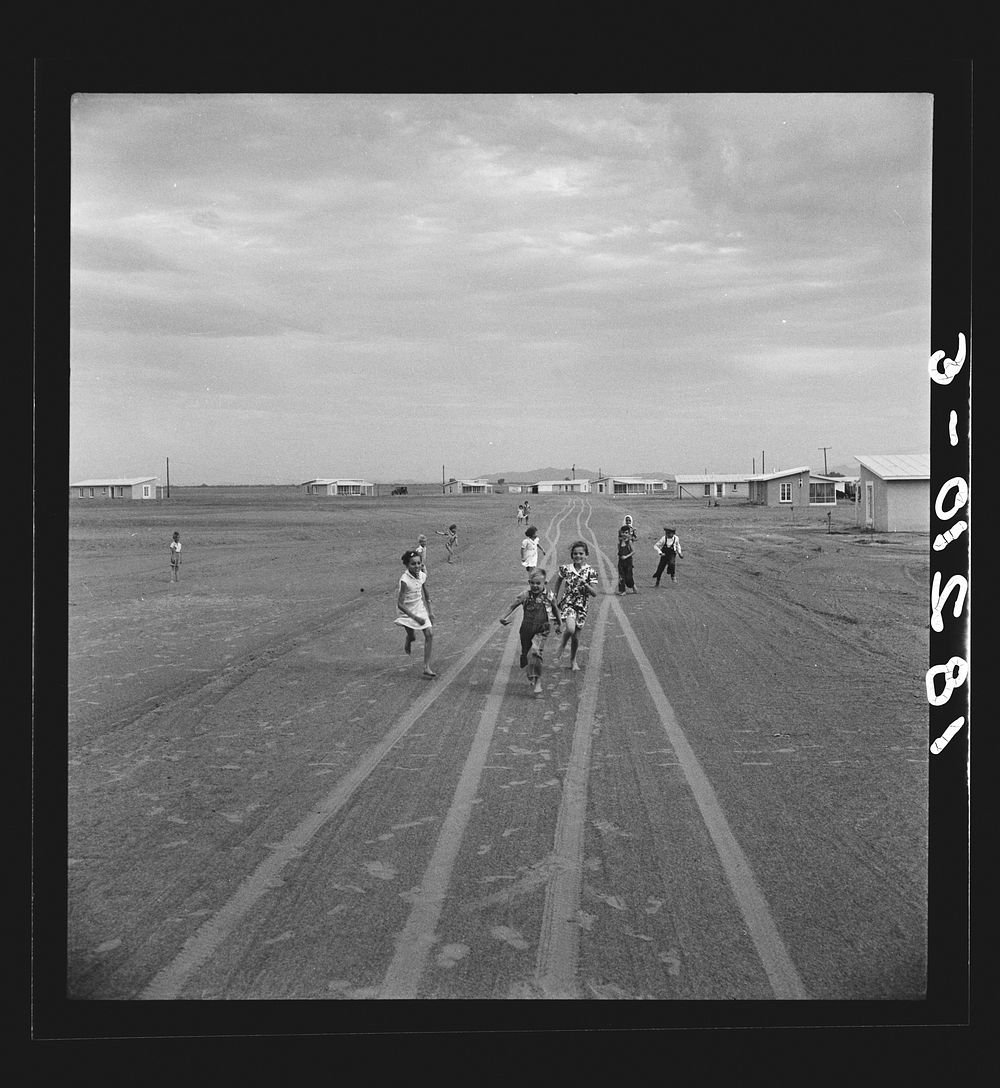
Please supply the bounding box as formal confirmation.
[552,540,600,671]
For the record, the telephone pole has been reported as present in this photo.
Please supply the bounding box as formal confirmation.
[817,446,831,474]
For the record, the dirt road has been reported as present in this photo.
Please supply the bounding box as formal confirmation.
[64,493,928,1003]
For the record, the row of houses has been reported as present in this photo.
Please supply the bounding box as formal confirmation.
[68,454,932,532]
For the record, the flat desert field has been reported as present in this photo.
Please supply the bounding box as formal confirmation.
[63,487,929,1006]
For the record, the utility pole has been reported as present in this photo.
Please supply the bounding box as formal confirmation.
[817,446,831,474]
[166,457,170,498]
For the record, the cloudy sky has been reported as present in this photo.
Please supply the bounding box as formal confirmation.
[69,92,933,484]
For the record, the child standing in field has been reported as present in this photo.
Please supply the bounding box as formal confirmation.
[653,527,683,585]
[520,525,546,573]
[436,523,458,563]
[553,540,600,671]
[516,504,525,525]
[414,534,428,572]
[616,528,636,594]
[394,549,435,677]
[169,531,182,582]
[500,567,562,695]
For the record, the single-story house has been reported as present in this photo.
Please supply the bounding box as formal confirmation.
[747,467,812,507]
[301,479,374,496]
[855,454,931,532]
[70,477,158,500]
[443,479,493,495]
[674,473,750,500]
[534,479,592,493]
[592,476,670,496]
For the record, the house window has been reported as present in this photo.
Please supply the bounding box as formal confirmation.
[715,483,723,497]
[780,482,792,502]
[731,484,738,493]
[142,485,150,498]
[704,484,712,496]
[809,482,835,504]
[89,488,95,498]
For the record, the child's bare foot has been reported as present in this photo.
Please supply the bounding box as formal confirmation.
[404,638,413,655]
[533,680,543,694]
[571,660,581,672]
[422,668,436,678]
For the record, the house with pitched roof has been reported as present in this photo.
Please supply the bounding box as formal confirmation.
[301,479,374,496]
[70,477,158,500]
[745,467,812,507]
[855,454,930,532]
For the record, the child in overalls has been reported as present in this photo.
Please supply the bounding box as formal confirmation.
[500,568,562,695]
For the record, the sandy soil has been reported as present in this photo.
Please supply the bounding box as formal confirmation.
[63,488,929,1007]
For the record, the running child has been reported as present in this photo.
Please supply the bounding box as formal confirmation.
[435,523,458,563]
[169,531,182,582]
[553,540,600,671]
[653,527,683,585]
[500,567,562,695]
[520,525,546,573]
[394,549,436,677]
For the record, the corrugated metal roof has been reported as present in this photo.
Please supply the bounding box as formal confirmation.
[70,477,157,487]
[854,454,931,480]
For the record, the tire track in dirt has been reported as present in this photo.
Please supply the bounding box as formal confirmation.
[375,502,579,997]
[574,503,808,999]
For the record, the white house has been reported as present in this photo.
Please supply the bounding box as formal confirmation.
[70,477,158,500]
[443,479,493,495]
[592,476,669,496]
[855,454,930,532]
[674,473,750,500]
[301,478,374,496]
[534,479,592,493]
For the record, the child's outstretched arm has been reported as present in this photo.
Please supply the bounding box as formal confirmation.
[499,596,524,625]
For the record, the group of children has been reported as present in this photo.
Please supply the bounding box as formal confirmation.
[502,537,599,692]
[395,508,682,694]
[615,515,683,593]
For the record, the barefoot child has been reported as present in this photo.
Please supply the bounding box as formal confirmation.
[436,523,458,563]
[394,550,436,677]
[553,540,600,671]
[500,568,562,695]
[169,531,182,582]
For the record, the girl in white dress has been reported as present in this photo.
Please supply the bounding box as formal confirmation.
[394,550,436,677]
